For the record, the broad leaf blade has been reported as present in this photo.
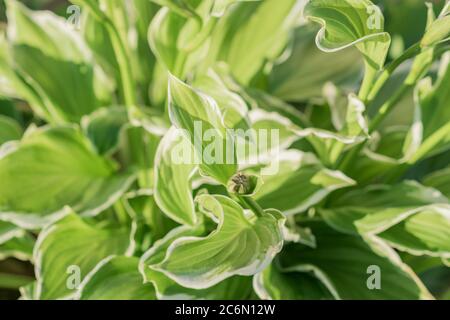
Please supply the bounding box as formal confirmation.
[34,212,133,299]
[154,127,197,226]
[168,74,237,185]
[153,195,284,289]
[278,222,432,299]
[77,256,156,300]
[0,126,135,229]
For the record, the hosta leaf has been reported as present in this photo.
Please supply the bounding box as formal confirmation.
[154,127,197,226]
[305,93,369,165]
[34,211,134,299]
[421,2,450,47]
[150,0,200,20]
[205,0,302,84]
[239,110,302,166]
[269,25,363,102]
[321,181,450,258]
[149,3,216,78]
[0,32,49,116]
[193,68,250,131]
[81,107,128,155]
[278,222,432,299]
[0,126,135,229]
[410,55,450,162]
[253,150,355,215]
[168,75,237,185]
[0,115,22,145]
[345,126,419,183]
[140,225,253,299]
[253,263,334,300]
[246,95,368,166]
[423,166,450,198]
[0,221,34,261]
[77,256,156,300]
[124,191,178,243]
[304,0,391,70]
[19,281,37,300]
[6,0,112,122]
[152,195,285,289]
[210,0,261,17]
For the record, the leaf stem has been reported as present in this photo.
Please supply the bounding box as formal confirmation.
[358,64,378,102]
[338,82,412,172]
[367,43,421,103]
[106,22,137,107]
[338,44,437,173]
[238,196,264,218]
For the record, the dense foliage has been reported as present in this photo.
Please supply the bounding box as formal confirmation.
[0,0,449,300]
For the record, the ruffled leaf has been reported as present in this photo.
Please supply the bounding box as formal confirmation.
[152,195,284,289]
[304,0,391,70]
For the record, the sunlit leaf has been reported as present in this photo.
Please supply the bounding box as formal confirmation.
[304,0,391,70]
[321,182,450,258]
[152,195,284,289]
[168,74,237,185]
[154,127,197,226]
[34,211,134,299]
[140,225,253,299]
[6,0,112,122]
[77,256,156,300]
[278,222,433,299]
[253,150,355,215]
[0,126,135,229]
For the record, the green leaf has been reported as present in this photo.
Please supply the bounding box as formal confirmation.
[6,0,112,122]
[193,68,250,131]
[253,263,334,300]
[246,94,369,166]
[0,115,22,145]
[321,181,450,258]
[205,0,302,84]
[81,107,129,155]
[421,2,450,47]
[152,194,285,289]
[269,25,363,102]
[77,256,156,300]
[423,166,450,198]
[140,225,253,299]
[0,126,135,229]
[154,127,197,226]
[168,74,237,185]
[149,4,217,77]
[0,221,34,261]
[278,222,432,299]
[253,150,355,215]
[150,0,200,20]
[0,32,49,117]
[410,55,450,162]
[210,0,261,17]
[304,0,391,70]
[34,211,134,299]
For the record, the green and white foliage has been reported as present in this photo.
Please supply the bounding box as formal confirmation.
[0,0,449,301]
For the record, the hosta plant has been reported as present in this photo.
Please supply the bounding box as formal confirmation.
[0,0,449,300]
